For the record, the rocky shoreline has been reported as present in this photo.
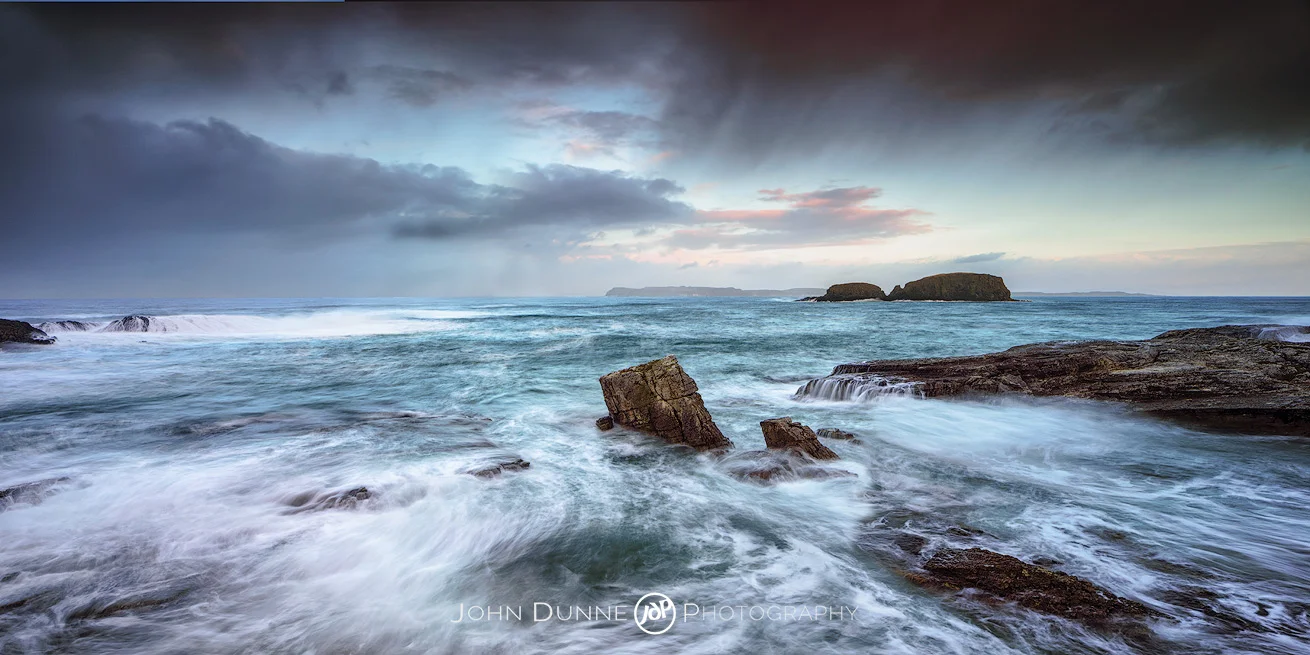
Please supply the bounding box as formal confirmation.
[800,324,1310,436]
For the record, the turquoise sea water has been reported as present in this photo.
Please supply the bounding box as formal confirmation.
[1,296,1309,654]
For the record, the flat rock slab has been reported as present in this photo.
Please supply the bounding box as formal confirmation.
[599,355,731,450]
[760,417,838,459]
[806,325,1310,436]
[913,547,1153,622]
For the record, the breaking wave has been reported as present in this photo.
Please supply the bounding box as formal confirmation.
[48,310,487,339]
[1258,325,1310,342]
[794,374,922,402]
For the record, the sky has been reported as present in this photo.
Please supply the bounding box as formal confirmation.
[0,1,1307,298]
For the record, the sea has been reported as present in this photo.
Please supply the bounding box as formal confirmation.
[1,296,1308,654]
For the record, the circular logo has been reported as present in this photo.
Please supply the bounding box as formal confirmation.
[633,592,676,635]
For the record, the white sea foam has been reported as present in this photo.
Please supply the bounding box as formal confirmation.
[41,309,481,340]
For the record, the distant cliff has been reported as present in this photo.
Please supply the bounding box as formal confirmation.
[606,286,825,297]
[802,283,886,302]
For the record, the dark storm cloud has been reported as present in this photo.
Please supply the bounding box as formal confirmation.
[6,1,1306,156]
[0,111,689,248]
[368,66,473,108]
[667,0,1310,153]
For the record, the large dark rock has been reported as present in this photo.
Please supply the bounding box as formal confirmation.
[760,417,838,460]
[0,319,55,345]
[805,282,887,302]
[36,320,95,333]
[912,547,1153,622]
[599,355,732,450]
[804,325,1310,435]
[886,272,1012,301]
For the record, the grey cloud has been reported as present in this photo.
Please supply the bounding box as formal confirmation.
[393,165,693,239]
[369,65,473,107]
[953,252,1005,263]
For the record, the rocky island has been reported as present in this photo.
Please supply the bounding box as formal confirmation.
[799,324,1310,436]
[801,273,1013,302]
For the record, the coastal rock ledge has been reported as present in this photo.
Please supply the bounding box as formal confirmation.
[599,355,732,450]
[801,325,1310,436]
[0,319,55,345]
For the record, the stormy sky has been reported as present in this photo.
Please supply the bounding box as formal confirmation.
[1,1,1307,297]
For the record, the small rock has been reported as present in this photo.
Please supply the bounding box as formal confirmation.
[595,416,614,431]
[285,486,372,513]
[720,450,854,484]
[760,417,838,460]
[467,458,531,479]
[816,427,858,440]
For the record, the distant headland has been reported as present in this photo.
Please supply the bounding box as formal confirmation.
[605,286,825,298]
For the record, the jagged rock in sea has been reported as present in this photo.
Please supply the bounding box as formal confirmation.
[599,355,732,450]
[886,272,1013,301]
[0,477,71,511]
[803,282,887,302]
[760,417,838,460]
[909,547,1153,622]
[0,319,55,345]
[465,457,532,478]
[101,315,159,332]
[36,320,96,333]
[595,416,614,431]
[720,449,854,483]
[801,324,1310,436]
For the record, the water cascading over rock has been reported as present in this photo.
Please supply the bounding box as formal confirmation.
[598,355,732,450]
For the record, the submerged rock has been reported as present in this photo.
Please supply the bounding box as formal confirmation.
[101,315,158,332]
[720,449,854,483]
[805,282,887,302]
[760,417,838,460]
[36,320,95,333]
[599,355,731,450]
[886,272,1013,301]
[285,486,372,513]
[816,427,859,441]
[595,416,614,431]
[806,324,1310,436]
[0,477,70,511]
[0,319,55,345]
[465,457,531,478]
[912,547,1153,622]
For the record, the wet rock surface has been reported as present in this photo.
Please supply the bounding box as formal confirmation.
[599,355,731,450]
[812,325,1310,435]
[595,416,614,431]
[36,320,95,333]
[913,547,1153,622]
[0,319,55,345]
[886,272,1013,301]
[760,417,838,460]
